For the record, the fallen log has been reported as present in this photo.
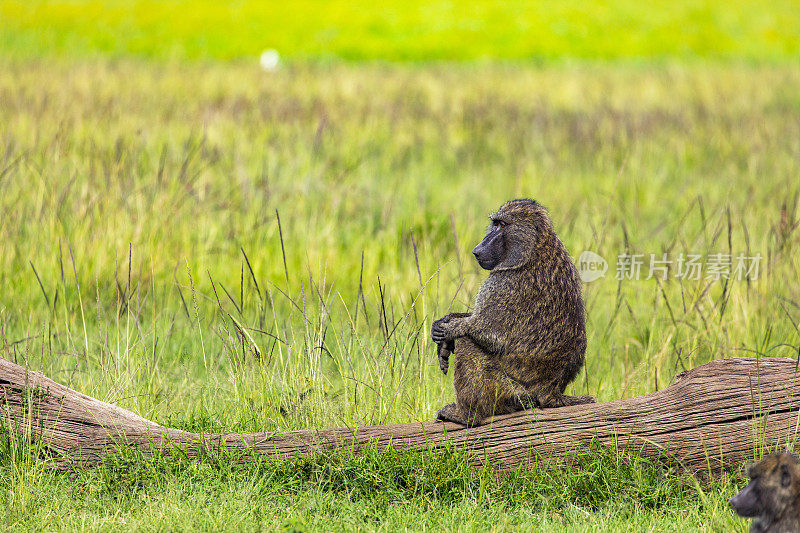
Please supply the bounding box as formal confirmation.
[1,356,799,473]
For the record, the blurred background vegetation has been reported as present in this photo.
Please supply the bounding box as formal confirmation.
[1,0,799,61]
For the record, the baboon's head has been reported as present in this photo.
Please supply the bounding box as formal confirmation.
[730,453,800,520]
[472,198,554,271]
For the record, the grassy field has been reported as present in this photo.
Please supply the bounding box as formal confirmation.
[2,0,800,61]
[1,58,799,530]
[2,3,800,530]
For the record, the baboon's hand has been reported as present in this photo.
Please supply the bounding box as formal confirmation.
[431,316,456,344]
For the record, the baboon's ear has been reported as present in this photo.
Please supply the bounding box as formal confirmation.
[781,464,792,488]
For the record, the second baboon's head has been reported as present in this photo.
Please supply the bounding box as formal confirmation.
[472,199,554,271]
[730,452,800,520]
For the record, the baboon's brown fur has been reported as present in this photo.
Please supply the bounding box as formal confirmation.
[730,453,800,533]
[431,199,594,427]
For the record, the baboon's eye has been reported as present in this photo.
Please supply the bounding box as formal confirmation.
[781,465,792,487]
[489,218,508,231]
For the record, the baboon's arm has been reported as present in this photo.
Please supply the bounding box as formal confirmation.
[441,312,471,321]
[431,312,472,335]
[431,311,510,355]
[455,315,509,354]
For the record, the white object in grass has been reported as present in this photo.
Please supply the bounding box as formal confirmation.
[260,49,280,71]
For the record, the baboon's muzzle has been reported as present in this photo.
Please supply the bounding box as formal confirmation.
[472,230,503,271]
[729,481,760,518]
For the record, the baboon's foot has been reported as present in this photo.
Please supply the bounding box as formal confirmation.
[435,403,482,427]
[560,394,596,406]
[505,394,535,413]
[536,393,596,408]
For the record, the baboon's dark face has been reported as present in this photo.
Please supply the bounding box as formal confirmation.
[730,477,764,518]
[472,219,506,270]
[730,453,800,520]
[472,199,547,271]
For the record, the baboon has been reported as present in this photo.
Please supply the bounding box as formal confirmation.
[730,453,800,533]
[431,198,594,427]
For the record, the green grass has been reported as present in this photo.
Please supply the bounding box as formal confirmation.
[1,0,799,61]
[1,59,799,529]
[2,434,745,531]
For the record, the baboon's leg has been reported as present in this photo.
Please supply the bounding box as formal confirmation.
[505,389,594,410]
[541,354,595,407]
[436,392,527,426]
[446,342,519,426]
[504,347,594,408]
[436,340,492,426]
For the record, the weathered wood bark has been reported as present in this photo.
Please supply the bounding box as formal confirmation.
[2,356,799,473]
